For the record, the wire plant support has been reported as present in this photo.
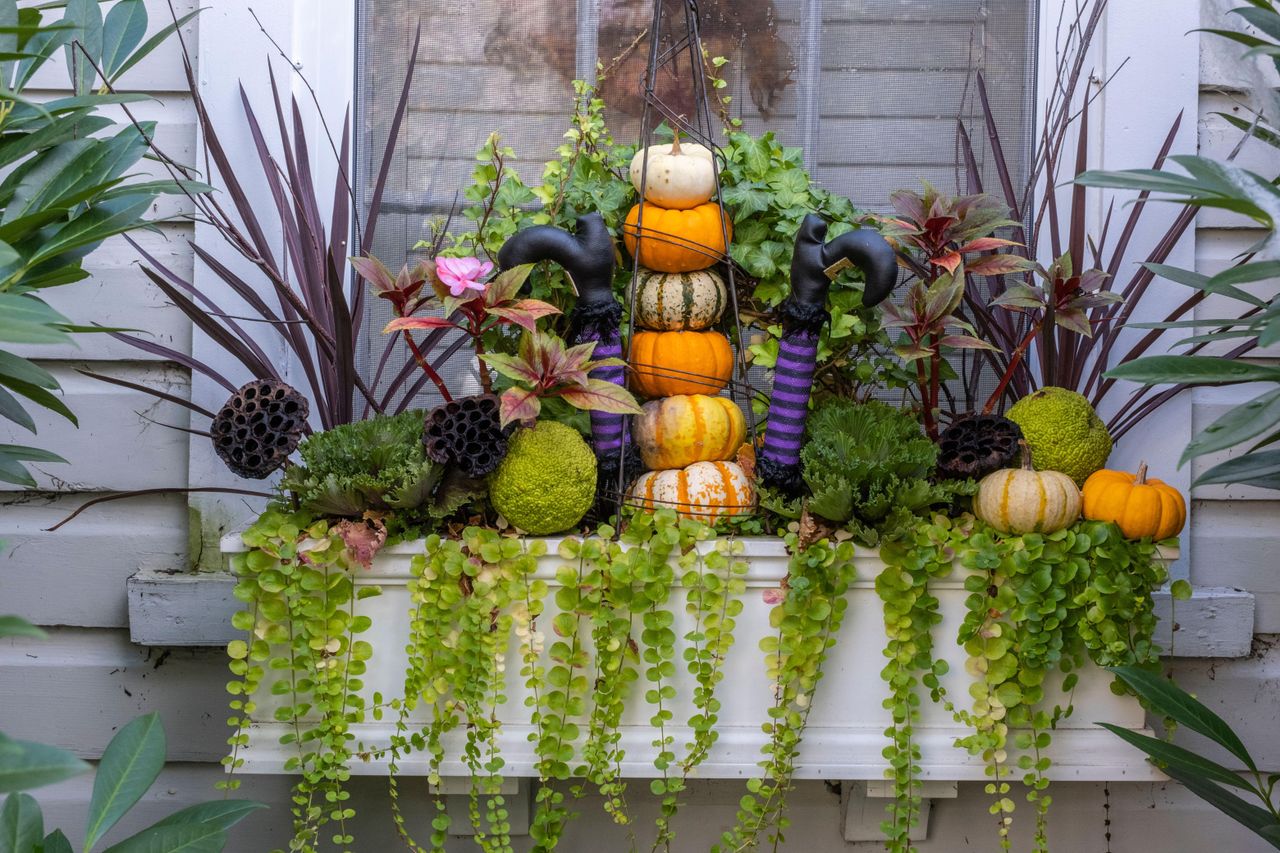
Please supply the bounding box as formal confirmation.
[616,0,760,520]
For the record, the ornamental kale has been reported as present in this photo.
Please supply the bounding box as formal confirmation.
[278,410,480,521]
[800,400,971,544]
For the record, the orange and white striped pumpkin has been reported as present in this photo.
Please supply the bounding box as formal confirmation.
[629,460,755,521]
[635,268,727,331]
[633,394,745,470]
[974,447,1081,535]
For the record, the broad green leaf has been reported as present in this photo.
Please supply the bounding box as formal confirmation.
[0,384,36,432]
[0,736,88,793]
[1145,261,1266,307]
[1160,762,1280,849]
[1208,260,1280,288]
[61,0,102,95]
[1105,355,1280,386]
[144,800,265,833]
[42,829,73,853]
[0,374,76,425]
[106,9,199,85]
[1098,722,1256,791]
[0,350,57,390]
[1182,388,1280,465]
[26,193,153,267]
[84,713,166,851]
[101,822,227,853]
[1109,666,1256,770]
[99,0,145,78]
[0,792,42,853]
[0,615,46,639]
[0,295,70,344]
[1193,449,1280,490]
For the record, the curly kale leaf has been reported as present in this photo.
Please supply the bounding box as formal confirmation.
[800,399,972,544]
[278,410,482,519]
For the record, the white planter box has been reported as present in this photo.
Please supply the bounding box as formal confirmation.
[223,534,1166,782]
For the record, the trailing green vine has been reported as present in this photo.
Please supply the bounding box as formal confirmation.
[223,510,378,853]
[714,533,858,853]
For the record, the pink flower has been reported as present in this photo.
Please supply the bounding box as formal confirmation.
[436,256,492,297]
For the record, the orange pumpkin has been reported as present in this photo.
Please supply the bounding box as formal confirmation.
[622,201,731,273]
[633,394,746,470]
[629,460,756,521]
[1082,462,1186,540]
[629,330,734,398]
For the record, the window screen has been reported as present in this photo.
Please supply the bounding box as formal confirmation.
[355,0,1038,406]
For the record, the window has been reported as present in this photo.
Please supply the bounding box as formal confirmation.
[354,0,1038,403]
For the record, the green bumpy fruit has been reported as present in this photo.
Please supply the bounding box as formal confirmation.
[1006,387,1112,485]
[488,420,596,535]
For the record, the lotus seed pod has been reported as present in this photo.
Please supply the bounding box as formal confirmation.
[210,379,309,479]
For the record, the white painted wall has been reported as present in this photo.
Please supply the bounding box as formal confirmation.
[1,1,1278,850]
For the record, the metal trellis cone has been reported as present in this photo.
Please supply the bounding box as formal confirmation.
[614,0,759,522]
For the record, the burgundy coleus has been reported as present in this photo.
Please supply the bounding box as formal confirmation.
[380,262,561,335]
[880,266,998,362]
[879,181,1032,277]
[350,255,436,316]
[481,330,642,427]
[988,252,1119,337]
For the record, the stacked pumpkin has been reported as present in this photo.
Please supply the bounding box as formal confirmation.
[621,135,755,521]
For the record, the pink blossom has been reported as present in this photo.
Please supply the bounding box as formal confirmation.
[436,256,492,297]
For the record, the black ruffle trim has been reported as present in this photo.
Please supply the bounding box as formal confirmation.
[568,298,624,345]
[778,298,829,336]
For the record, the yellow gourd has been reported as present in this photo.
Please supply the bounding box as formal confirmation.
[1082,462,1186,540]
[633,394,746,470]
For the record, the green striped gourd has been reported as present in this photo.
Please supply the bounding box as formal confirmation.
[634,268,727,331]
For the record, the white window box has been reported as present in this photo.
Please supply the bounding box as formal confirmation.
[218,533,1172,782]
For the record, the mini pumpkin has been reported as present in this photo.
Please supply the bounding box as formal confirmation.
[629,460,756,521]
[974,442,1081,535]
[1082,462,1186,540]
[629,135,716,209]
[622,202,731,273]
[634,394,746,470]
[635,268,727,331]
[629,329,734,398]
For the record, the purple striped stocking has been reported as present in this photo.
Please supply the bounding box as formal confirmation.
[761,331,818,470]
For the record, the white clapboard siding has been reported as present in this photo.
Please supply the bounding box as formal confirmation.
[0,628,230,761]
[0,364,190,493]
[1190,500,1280,633]
[0,493,188,628]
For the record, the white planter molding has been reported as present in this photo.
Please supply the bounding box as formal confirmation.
[221,534,1168,782]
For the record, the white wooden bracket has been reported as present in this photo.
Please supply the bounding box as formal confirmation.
[840,780,958,843]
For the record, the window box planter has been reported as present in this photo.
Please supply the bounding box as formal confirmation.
[222,533,1168,782]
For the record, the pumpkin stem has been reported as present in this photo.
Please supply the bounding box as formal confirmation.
[670,128,682,156]
[1018,438,1034,471]
[1136,461,1148,484]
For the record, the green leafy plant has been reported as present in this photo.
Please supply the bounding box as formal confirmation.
[278,410,480,534]
[0,0,194,485]
[223,511,377,853]
[0,618,261,852]
[1104,666,1280,850]
[799,399,972,544]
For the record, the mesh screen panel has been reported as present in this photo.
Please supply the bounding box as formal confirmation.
[354,0,1037,411]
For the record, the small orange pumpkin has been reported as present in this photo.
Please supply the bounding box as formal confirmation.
[629,330,734,398]
[622,201,731,273]
[633,394,746,470]
[1082,462,1186,540]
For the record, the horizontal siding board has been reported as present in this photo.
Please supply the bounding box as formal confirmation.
[0,494,188,628]
[0,628,232,761]
[0,364,190,493]
[1190,500,1280,632]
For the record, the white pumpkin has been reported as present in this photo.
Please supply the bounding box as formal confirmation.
[628,136,716,209]
[973,445,1082,535]
[635,268,727,331]
[629,460,756,522]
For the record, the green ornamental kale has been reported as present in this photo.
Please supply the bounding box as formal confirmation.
[279,410,479,519]
[800,400,971,544]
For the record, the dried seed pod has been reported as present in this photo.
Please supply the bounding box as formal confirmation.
[936,414,1024,480]
[422,394,511,478]
[210,380,309,479]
